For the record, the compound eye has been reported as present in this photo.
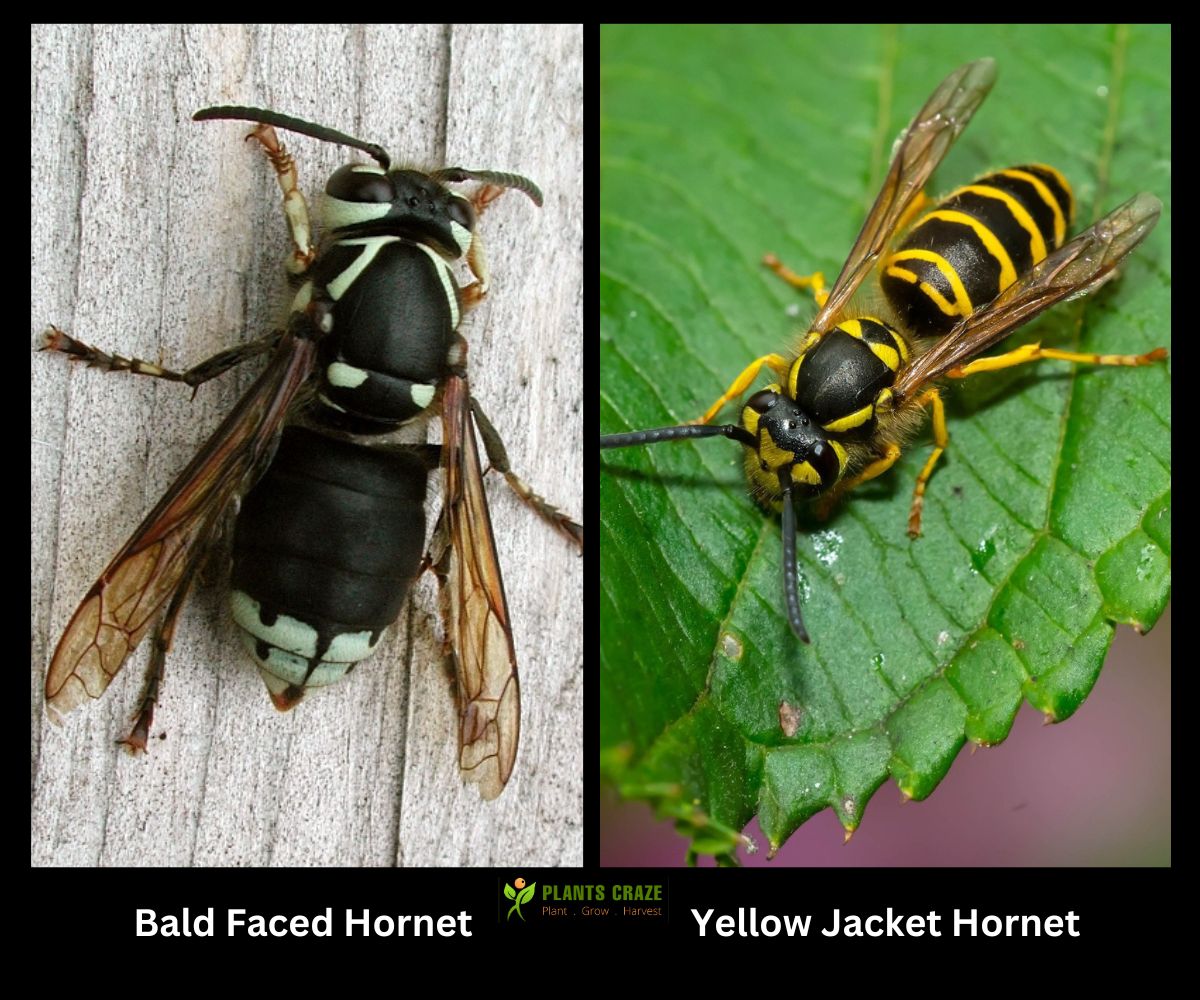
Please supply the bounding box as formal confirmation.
[447,196,476,231]
[325,164,393,202]
[746,390,778,414]
[808,439,840,487]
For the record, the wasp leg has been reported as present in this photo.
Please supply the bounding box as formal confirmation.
[468,397,582,548]
[118,552,204,753]
[761,256,829,308]
[694,354,791,425]
[814,441,903,522]
[763,190,931,310]
[472,183,507,215]
[421,507,457,663]
[39,326,283,389]
[461,231,491,311]
[905,388,948,537]
[910,344,1166,534]
[946,342,1168,379]
[457,184,514,310]
[245,123,316,275]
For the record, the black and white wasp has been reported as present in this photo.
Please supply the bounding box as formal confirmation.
[39,106,581,800]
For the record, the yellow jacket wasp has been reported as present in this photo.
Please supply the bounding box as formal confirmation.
[40,106,581,800]
[600,58,1165,643]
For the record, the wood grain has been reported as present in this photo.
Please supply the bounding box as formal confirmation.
[31,23,582,867]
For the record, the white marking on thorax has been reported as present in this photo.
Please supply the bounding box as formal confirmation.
[414,242,460,328]
[327,236,400,301]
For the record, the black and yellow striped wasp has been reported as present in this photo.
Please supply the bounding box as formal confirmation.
[600,58,1165,642]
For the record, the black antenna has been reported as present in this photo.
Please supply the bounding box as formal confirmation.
[600,423,754,449]
[193,106,391,170]
[430,168,543,207]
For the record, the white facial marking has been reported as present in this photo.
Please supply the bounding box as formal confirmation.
[450,219,473,255]
[321,194,393,231]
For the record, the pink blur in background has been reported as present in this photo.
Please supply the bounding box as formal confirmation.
[600,603,1171,867]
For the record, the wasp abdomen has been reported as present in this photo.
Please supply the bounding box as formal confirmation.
[881,164,1074,335]
[311,238,459,426]
[230,426,427,709]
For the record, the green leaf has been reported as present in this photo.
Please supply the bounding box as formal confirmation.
[600,25,1170,860]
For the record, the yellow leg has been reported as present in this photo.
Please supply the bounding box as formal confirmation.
[695,353,790,424]
[763,190,929,311]
[762,254,829,308]
[906,388,948,538]
[815,442,902,521]
[947,342,1168,379]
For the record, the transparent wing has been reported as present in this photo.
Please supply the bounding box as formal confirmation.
[439,373,520,799]
[44,335,317,719]
[810,58,997,334]
[893,192,1162,398]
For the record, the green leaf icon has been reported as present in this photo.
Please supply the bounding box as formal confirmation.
[505,881,538,921]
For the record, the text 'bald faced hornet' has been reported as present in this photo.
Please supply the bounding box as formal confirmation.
[40,106,582,799]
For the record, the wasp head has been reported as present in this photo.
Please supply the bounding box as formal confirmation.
[741,388,845,510]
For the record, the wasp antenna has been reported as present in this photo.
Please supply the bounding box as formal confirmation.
[431,168,543,207]
[193,106,391,169]
[600,423,754,449]
[778,474,810,644]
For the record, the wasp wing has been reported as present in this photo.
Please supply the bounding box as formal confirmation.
[437,373,519,800]
[893,192,1162,398]
[44,335,317,720]
[810,58,997,334]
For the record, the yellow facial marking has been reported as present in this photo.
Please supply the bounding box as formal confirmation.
[791,461,821,487]
[830,440,848,476]
[758,430,796,471]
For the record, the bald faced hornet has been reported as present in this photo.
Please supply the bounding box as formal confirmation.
[40,106,581,800]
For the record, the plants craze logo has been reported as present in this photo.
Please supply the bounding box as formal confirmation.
[504,878,537,922]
